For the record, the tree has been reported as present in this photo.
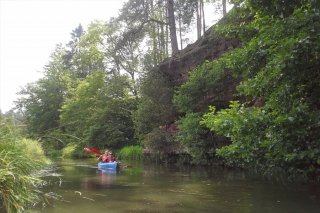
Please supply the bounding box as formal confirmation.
[80,19,142,96]
[167,0,179,55]
[62,24,87,78]
[60,71,137,150]
[15,45,68,139]
[175,0,197,48]
[222,0,227,16]
[117,0,180,57]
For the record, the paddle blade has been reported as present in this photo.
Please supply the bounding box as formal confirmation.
[91,148,101,155]
[84,148,95,154]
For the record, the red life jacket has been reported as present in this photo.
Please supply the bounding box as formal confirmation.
[107,155,115,162]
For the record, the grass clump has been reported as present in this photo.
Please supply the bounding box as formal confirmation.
[117,145,143,160]
[62,143,77,158]
[0,115,50,212]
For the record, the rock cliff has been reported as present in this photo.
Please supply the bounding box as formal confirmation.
[151,20,244,154]
[159,25,241,86]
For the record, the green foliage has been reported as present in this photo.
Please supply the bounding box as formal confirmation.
[202,101,320,179]
[117,145,143,160]
[15,22,140,156]
[173,60,235,113]
[142,128,174,155]
[200,0,320,179]
[60,71,137,152]
[15,45,69,139]
[20,138,49,163]
[175,112,218,165]
[133,69,178,145]
[0,116,49,212]
[246,0,306,17]
[61,143,77,158]
[8,0,319,183]
[172,57,235,165]
[10,0,235,162]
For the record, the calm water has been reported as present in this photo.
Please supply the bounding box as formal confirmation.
[35,158,320,213]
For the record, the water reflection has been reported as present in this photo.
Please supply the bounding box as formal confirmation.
[81,169,117,191]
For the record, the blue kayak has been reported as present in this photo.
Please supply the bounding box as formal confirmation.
[98,161,118,170]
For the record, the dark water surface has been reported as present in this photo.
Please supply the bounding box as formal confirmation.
[35,159,320,213]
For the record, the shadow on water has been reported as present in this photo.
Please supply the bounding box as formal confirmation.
[34,159,320,213]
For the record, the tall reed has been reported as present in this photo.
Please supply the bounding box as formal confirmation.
[0,116,49,212]
[117,145,143,160]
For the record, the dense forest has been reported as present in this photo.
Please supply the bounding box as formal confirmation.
[2,0,320,183]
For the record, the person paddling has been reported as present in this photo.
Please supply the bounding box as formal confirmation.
[98,150,116,163]
[107,151,116,162]
[97,150,109,162]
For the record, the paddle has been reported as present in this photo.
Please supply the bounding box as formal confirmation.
[84,147,96,154]
[118,163,133,169]
[91,148,101,155]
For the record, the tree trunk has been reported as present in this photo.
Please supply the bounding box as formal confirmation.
[222,0,227,16]
[150,0,158,64]
[179,13,183,50]
[167,0,179,55]
[201,0,205,35]
[196,2,201,39]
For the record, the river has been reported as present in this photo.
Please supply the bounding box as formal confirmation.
[34,158,320,213]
